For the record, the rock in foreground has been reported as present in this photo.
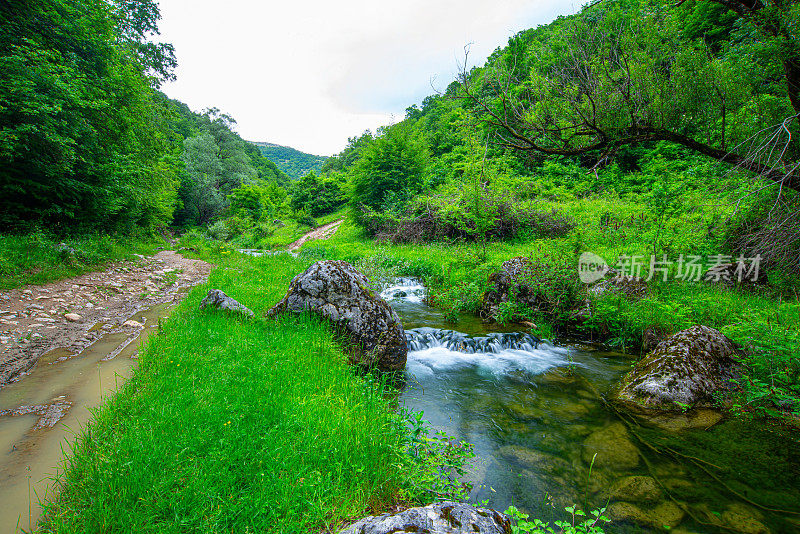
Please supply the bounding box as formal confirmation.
[199,289,254,317]
[614,325,742,410]
[267,260,407,371]
[339,501,511,534]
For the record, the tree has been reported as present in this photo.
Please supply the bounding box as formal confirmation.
[350,125,429,210]
[0,0,179,233]
[458,0,799,191]
[290,171,346,217]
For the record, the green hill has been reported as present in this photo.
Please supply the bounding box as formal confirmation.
[250,141,327,179]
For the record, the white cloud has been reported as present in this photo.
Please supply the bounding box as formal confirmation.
[157,0,579,155]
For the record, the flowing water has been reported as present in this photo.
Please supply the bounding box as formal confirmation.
[0,301,177,534]
[382,279,800,534]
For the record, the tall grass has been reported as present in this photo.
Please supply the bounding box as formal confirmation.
[40,252,423,533]
[0,231,162,290]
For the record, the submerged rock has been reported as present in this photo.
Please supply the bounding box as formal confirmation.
[64,313,82,322]
[607,500,685,529]
[200,289,254,317]
[614,326,742,410]
[639,408,724,432]
[582,422,640,470]
[267,260,407,371]
[606,476,662,504]
[338,501,511,534]
[720,503,770,534]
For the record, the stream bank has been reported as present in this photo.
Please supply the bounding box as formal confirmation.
[0,251,210,533]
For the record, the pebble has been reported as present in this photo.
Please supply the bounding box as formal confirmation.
[123,320,143,328]
[65,313,82,322]
[38,318,56,323]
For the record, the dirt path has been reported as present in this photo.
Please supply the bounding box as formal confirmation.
[288,219,343,251]
[0,251,211,389]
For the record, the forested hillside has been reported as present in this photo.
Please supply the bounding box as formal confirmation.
[0,0,288,235]
[250,142,328,179]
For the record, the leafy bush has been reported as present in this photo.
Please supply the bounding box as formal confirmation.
[207,216,250,241]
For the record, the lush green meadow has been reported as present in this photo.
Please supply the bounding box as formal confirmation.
[39,249,439,533]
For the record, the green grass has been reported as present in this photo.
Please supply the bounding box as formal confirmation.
[40,250,430,533]
[251,209,347,251]
[0,231,163,290]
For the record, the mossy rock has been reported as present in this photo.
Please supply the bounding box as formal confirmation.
[614,325,743,411]
[607,500,686,529]
[581,422,640,470]
[267,260,407,371]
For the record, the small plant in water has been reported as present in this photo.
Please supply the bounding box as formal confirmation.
[674,401,690,413]
[505,504,610,534]
[401,407,476,500]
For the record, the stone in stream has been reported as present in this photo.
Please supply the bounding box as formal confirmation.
[481,257,540,320]
[338,501,511,534]
[267,260,406,371]
[606,500,685,530]
[199,289,254,317]
[605,475,662,504]
[613,325,743,411]
[64,313,82,322]
[581,422,640,470]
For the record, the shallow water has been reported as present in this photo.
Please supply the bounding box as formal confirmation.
[382,279,800,534]
[0,301,176,534]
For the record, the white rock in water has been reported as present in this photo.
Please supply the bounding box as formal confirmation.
[123,320,143,328]
[65,313,82,322]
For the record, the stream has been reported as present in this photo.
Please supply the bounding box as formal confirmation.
[0,301,177,534]
[383,278,800,534]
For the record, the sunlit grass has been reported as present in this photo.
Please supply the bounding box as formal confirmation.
[40,252,418,533]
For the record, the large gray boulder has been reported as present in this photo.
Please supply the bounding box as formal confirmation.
[267,260,407,371]
[614,325,742,410]
[339,501,511,534]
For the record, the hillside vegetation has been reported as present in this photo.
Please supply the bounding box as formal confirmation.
[251,141,328,179]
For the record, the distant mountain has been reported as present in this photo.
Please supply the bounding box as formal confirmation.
[249,141,327,179]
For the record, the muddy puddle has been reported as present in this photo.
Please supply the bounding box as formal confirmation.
[0,301,177,534]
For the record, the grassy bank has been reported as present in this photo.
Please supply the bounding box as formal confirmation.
[40,249,438,533]
[0,232,164,290]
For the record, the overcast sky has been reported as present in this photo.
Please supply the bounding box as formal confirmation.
[157,1,581,156]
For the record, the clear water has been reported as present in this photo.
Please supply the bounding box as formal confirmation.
[382,279,800,534]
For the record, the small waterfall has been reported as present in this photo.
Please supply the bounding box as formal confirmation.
[405,328,543,353]
[380,277,426,304]
[405,327,570,378]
